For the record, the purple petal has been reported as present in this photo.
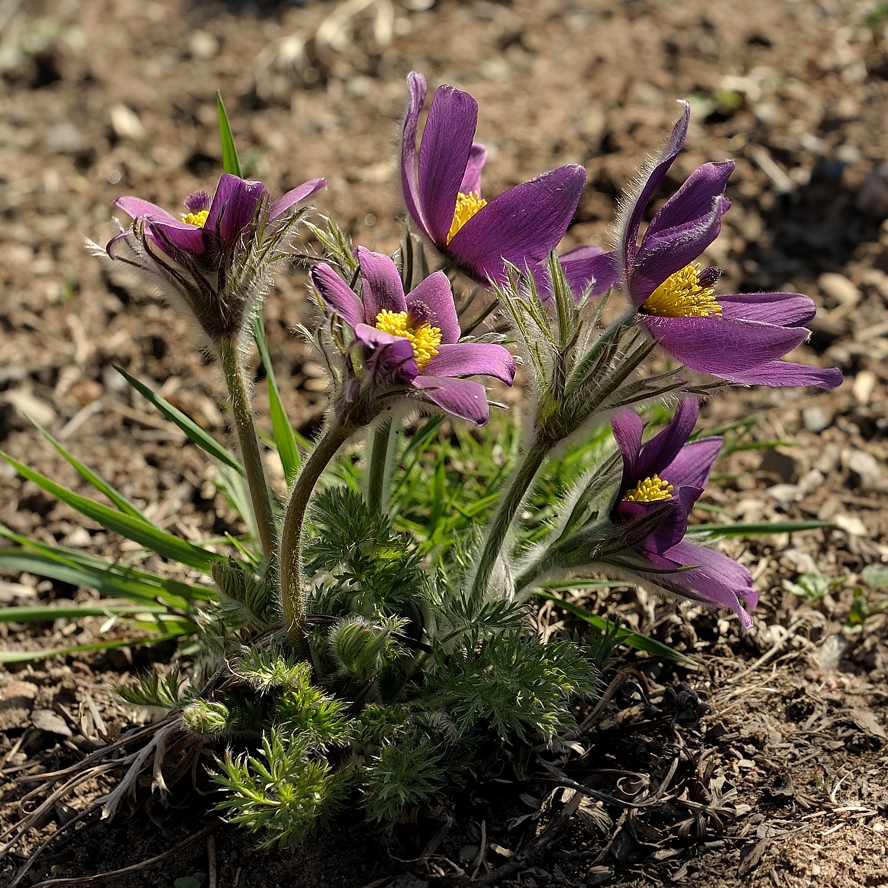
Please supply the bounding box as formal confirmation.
[310,263,364,328]
[630,193,730,304]
[618,102,690,272]
[718,292,816,326]
[411,376,490,425]
[644,161,734,241]
[448,165,586,285]
[146,217,207,256]
[662,437,722,490]
[460,143,487,193]
[635,397,700,482]
[717,360,844,389]
[401,72,431,239]
[114,196,179,222]
[612,409,644,491]
[268,178,327,222]
[642,315,809,375]
[559,246,620,298]
[419,84,479,246]
[357,248,407,320]
[406,271,460,344]
[206,174,267,247]
[649,540,758,627]
[354,324,418,384]
[423,342,515,384]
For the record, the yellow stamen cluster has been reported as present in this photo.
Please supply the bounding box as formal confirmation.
[374,310,442,371]
[642,263,722,318]
[622,474,674,503]
[181,209,210,228]
[446,191,487,244]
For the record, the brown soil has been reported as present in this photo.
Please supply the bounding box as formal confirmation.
[1,0,887,886]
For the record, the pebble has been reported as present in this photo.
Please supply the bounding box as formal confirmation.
[845,448,884,490]
[852,369,876,406]
[803,406,830,432]
[31,708,72,738]
[817,272,860,307]
[189,31,219,60]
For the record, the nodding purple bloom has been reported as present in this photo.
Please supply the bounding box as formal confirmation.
[401,72,614,297]
[105,174,326,341]
[615,102,842,389]
[311,247,515,427]
[609,398,758,628]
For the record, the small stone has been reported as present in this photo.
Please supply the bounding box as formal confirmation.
[818,272,860,307]
[31,709,72,738]
[852,370,876,406]
[768,483,798,505]
[845,448,883,489]
[189,31,219,60]
[802,406,830,432]
[62,526,92,548]
[109,104,146,141]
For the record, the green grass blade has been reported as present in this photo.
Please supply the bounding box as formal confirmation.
[253,313,300,484]
[0,633,182,664]
[690,520,833,538]
[115,366,243,474]
[0,550,204,609]
[27,418,152,522]
[0,523,212,605]
[535,590,697,666]
[0,604,170,622]
[217,91,242,177]
[1,455,222,572]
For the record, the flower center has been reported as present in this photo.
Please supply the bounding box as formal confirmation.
[622,474,674,503]
[642,263,722,318]
[446,191,487,244]
[181,209,210,228]
[374,310,442,371]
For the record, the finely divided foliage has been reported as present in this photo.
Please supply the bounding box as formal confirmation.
[1,74,842,857]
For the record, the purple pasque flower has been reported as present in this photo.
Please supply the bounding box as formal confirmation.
[311,247,515,426]
[401,72,614,297]
[609,398,758,628]
[615,102,842,389]
[106,174,326,341]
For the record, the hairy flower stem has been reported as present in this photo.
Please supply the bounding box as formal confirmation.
[364,418,396,515]
[468,437,551,608]
[280,421,353,656]
[216,338,277,563]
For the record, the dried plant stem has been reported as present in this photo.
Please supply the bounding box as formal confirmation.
[216,337,277,563]
[280,421,352,656]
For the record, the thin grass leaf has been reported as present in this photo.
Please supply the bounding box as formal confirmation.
[0,634,182,664]
[1,455,222,572]
[0,524,211,605]
[535,590,697,665]
[254,313,300,484]
[27,417,153,523]
[116,366,243,474]
[217,91,242,177]
[690,520,833,537]
[0,604,170,623]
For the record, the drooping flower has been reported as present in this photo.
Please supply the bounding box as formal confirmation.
[401,72,615,297]
[105,174,326,341]
[607,398,758,627]
[614,102,842,389]
[311,247,515,426]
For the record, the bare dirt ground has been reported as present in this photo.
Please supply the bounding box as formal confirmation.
[1,0,887,885]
